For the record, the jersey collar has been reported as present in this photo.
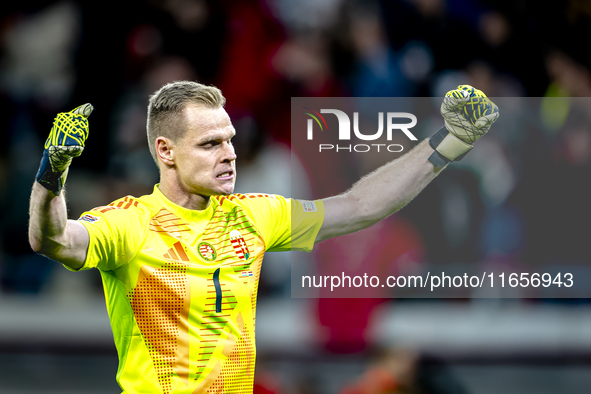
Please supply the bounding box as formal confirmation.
[151,184,219,221]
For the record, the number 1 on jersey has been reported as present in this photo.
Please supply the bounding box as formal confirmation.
[213,268,222,313]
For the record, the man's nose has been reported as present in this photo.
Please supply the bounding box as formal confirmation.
[222,142,237,162]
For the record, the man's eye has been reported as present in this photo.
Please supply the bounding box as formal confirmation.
[201,141,219,148]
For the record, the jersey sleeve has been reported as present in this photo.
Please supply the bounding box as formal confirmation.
[238,194,325,252]
[290,199,325,252]
[67,197,149,272]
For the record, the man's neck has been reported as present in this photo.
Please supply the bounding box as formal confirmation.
[158,181,210,211]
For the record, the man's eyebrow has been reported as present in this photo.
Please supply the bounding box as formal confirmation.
[198,131,235,144]
[198,136,220,144]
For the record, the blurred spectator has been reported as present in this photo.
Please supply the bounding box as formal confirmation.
[315,216,424,353]
[339,347,468,394]
[339,347,418,394]
[544,50,591,97]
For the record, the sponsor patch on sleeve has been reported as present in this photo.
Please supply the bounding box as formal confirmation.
[78,214,101,223]
[301,200,318,213]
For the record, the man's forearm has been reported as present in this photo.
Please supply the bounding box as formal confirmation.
[28,182,69,253]
[350,140,442,220]
[317,140,443,241]
[29,181,89,269]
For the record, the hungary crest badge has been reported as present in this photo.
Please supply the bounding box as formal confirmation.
[198,242,217,261]
[229,229,250,260]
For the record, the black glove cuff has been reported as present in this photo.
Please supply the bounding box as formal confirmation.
[36,150,64,196]
[428,127,471,167]
[428,150,450,168]
[428,127,451,167]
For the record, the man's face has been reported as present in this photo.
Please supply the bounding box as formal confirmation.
[172,105,237,197]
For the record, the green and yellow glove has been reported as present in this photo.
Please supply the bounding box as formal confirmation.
[428,85,499,167]
[36,103,93,195]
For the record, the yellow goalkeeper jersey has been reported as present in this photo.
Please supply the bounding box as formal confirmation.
[73,185,324,394]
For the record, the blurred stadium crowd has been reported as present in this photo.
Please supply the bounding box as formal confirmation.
[1,1,591,393]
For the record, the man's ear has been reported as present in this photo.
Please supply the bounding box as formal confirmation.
[155,136,175,166]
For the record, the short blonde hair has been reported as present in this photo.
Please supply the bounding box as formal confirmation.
[146,81,226,164]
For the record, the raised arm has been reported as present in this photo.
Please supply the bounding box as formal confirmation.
[29,184,89,270]
[316,85,499,243]
[28,104,94,270]
[317,140,441,242]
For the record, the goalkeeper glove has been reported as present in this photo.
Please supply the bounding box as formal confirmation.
[428,85,499,167]
[36,103,93,195]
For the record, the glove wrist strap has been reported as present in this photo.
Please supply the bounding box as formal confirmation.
[428,127,473,167]
[36,150,67,196]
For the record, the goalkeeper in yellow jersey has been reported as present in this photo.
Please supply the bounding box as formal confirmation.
[28,82,498,394]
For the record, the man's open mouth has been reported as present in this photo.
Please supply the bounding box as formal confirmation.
[216,171,234,179]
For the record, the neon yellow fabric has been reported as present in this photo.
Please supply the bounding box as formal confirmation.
[73,186,324,393]
[44,104,92,149]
